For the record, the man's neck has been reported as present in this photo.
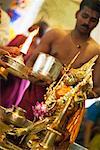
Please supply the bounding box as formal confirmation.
[72,29,90,43]
[70,29,91,49]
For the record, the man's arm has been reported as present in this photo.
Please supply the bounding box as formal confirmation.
[0,46,20,57]
[26,29,57,67]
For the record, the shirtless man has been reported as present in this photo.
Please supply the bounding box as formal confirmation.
[27,0,100,97]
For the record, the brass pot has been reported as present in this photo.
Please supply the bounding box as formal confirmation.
[1,105,26,127]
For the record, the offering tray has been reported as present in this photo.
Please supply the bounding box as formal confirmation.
[1,55,30,79]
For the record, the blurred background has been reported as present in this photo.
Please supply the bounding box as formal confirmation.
[0,0,100,45]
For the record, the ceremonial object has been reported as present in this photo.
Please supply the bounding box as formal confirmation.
[0,55,98,150]
[31,52,63,83]
[0,28,39,79]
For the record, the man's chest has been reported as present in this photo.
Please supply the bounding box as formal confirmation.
[49,34,99,69]
[50,39,92,68]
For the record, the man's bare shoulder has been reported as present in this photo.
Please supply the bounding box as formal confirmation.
[41,28,70,44]
[89,37,100,54]
[45,28,70,38]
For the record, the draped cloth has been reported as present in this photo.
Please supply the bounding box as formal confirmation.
[0,75,46,120]
[0,34,46,120]
[0,75,29,107]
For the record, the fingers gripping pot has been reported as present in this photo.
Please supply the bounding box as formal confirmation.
[30,53,63,83]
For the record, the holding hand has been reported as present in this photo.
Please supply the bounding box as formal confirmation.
[0,46,20,57]
[0,46,20,67]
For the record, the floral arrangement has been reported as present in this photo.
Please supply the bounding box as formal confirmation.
[32,102,48,120]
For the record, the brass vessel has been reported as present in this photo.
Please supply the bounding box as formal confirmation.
[0,105,26,127]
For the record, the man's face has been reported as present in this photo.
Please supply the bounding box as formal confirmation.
[76,6,100,34]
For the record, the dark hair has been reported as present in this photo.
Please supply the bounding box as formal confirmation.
[37,21,48,37]
[28,21,48,37]
[80,0,100,16]
[38,21,48,28]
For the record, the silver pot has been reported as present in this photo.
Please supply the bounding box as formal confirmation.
[30,52,62,83]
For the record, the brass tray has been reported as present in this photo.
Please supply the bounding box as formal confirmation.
[2,55,29,79]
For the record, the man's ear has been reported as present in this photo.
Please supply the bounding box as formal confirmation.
[75,10,80,19]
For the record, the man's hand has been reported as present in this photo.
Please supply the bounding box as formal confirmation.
[0,46,20,67]
[0,60,7,68]
[0,48,10,56]
[0,48,10,67]
[0,46,20,57]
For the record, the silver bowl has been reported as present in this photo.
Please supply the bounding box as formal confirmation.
[30,52,62,83]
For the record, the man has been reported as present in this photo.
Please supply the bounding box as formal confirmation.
[26,0,100,98]
[16,0,100,121]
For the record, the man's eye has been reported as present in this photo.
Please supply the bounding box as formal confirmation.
[81,14,88,18]
[91,18,98,23]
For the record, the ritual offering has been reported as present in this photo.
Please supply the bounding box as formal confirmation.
[0,29,39,79]
[0,55,98,150]
[2,54,30,79]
